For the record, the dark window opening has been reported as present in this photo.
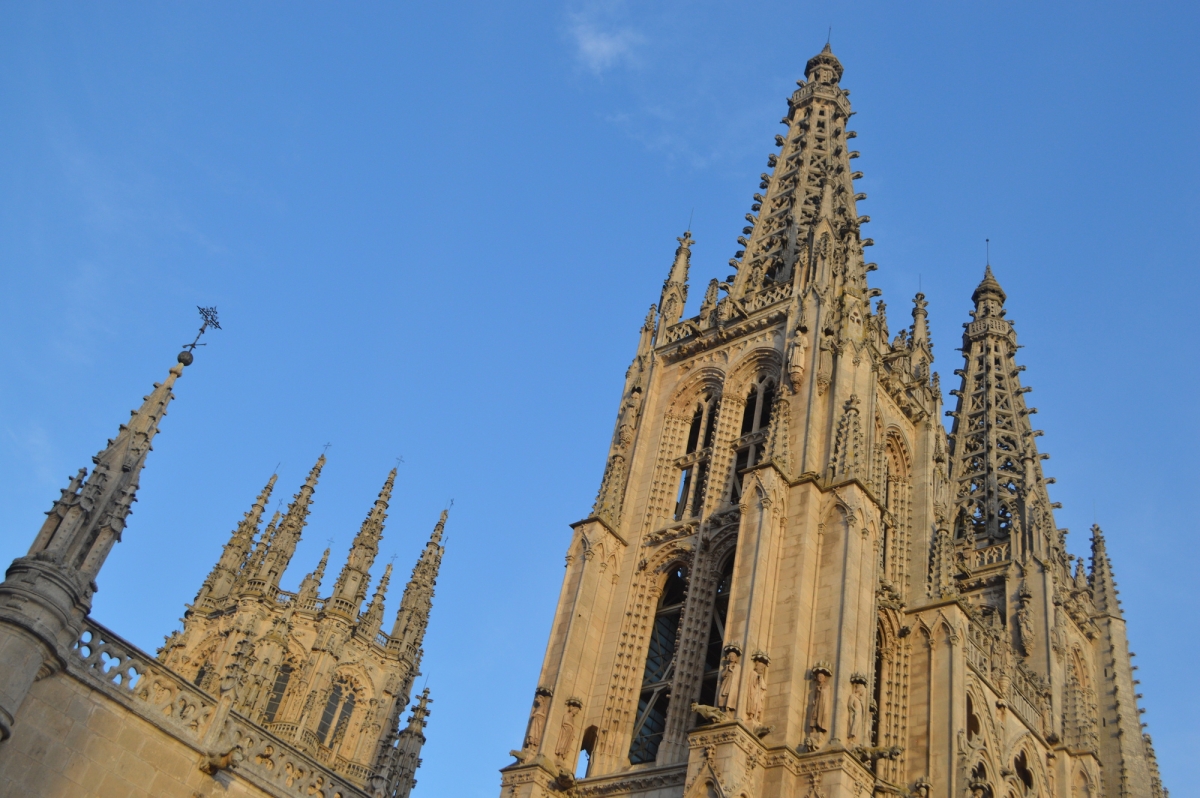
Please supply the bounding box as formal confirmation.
[576,726,598,779]
[193,663,208,689]
[966,695,981,742]
[871,627,884,745]
[1014,751,1034,790]
[729,378,776,503]
[675,393,719,521]
[264,663,293,722]
[629,565,687,764]
[698,554,736,711]
[317,684,342,743]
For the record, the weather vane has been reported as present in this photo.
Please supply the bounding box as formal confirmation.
[178,306,221,365]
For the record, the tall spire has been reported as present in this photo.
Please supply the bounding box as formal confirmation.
[194,474,276,611]
[0,346,195,742]
[946,267,1051,553]
[658,231,692,328]
[328,468,395,619]
[28,359,186,582]
[358,562,392,639]
[246,454,325,595]
[388,511,447,659]
[727,44,870,302]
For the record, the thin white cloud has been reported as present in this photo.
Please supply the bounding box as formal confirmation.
[568,8,644,74]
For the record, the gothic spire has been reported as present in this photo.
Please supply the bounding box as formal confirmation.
[946,267,1052,557]
[194,474,276,611]
[1089,524,1122,619]
[388,510,446,658]
[27,358,187,584]
[246,454,325,594]
[328,468,395,619]
[359,562,392,638]
[727,44,871,302]
[658,231,693,328]
[391,688,431,798]
[297,548,330,604]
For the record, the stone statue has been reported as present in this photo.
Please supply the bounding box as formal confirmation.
[809,666,832,734]
[523,691,549,750]
[786,328,809,386]
[846,679,866,743]
[744,653,769,724]
[553,700,581,760]
[717,648,742,711]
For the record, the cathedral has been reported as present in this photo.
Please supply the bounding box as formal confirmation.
[0,323,442,795]
[497,46,1167,798]
[0,43,1170,798]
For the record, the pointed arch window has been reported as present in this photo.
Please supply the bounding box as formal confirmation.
[697,553,735,711]
[729,376,776,503]
[317,676,357,746]
[674,392,719,521]
[629,565,688,764]
[263,663,293,723]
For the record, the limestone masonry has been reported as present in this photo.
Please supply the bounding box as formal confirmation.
[0,45,1167,798]
[498,46,1166,798]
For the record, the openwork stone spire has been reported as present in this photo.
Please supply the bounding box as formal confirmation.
[194,474,276,611]
[727,43,872,302]
[946,267,1049,553]
[297,547,330,604]
[329,468,395,619]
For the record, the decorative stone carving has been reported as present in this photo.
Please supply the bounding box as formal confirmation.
[744,651,770,725]
[523,687,552,750]
[717,646,742,711]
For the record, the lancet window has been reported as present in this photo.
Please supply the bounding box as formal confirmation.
[263,663,293,723]
[674,392,719,521]
[317,675,358,747]
[696,554,735,709]
[729,377,775,503]
[629,564,688,764]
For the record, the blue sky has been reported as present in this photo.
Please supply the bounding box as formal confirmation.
[0,2,1196,795]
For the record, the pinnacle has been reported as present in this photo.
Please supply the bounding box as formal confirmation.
[972,264,1007,304]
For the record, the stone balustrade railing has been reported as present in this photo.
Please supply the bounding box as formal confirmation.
[70,618,368,798]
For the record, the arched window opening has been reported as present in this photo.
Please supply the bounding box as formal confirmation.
[575,726,598,779]
[317,676,358,747]
[730,377,776,503]
[871,626,884,746]
[966,694,981,743]
[675,392,719,521]
[1014,751,1034,791]
[629,565,688,764]
[697,554,736,711]
[193,663,209,689]
[264,663,293,722]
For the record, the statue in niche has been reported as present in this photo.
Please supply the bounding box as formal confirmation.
[786,327,809,388]
[553,699,582,760]
[523,688,551,750]
[846,676,867,744]
[816,334,834,395]
[716,646,742,711]
[744,652,770,725]
[808,663,833,735]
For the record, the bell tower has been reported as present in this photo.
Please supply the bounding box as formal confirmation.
[497,46,1166,798]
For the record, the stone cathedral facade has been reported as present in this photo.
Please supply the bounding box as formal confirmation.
[0,350,443,797]
[499,47,1166,798]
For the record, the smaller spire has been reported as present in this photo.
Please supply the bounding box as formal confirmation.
[389,511,448,657]
[249,453,326,592]
[658,232,693,328]
[910,292,930,346]
[329,468,396,618]
[391,688,432,798]
[195,474,277,609]
[359,562,393,639]
[1089,524,1122,619]
[298,548,330,603]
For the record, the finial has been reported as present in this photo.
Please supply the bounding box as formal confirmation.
[178,306,220,366]
[986,238,990,267]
